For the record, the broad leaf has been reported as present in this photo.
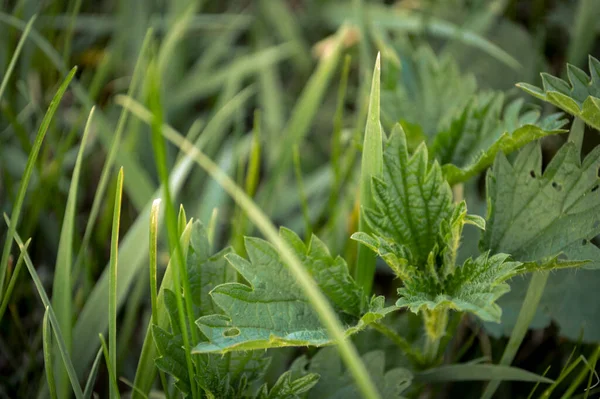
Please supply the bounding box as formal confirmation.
[518,56,600,130]
[152,221,272,396]
[194,228,396,353]
[482,139,600,340]
[360,123,454,268]
[436,92,567,184]
[381,45,477,138]
[482,141,600,267]
[292,347,412,399]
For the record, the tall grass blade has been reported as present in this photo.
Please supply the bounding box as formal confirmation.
[43,307,58,399]
[109,168,124,399]
[51,106,95,398]
[99,334,120,399]
[0,15,36,102]
[117,96,382,399]
[4,215,83,399]
[147,59,199,398]
[83,348,103,399]
[355,53,383,295]
[567,0,599,67]
[0,66,76,304]
[0,238,30,322]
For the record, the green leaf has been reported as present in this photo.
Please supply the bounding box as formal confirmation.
[482,138,600,341]
[358,123,454,268]
[436,93,568,184]
[293,347,412,399]
[396,252,522,322]
[482,141,600,268]
[517,56,600,131]
[381,45,477,138]
[415,363,553,383]
[194,228,396,353]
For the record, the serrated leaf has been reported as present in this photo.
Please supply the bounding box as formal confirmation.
[255,371,320,399]
[482,139,600,340]
[517,56,600,130]
[294,347,412,399]
[396,252,522,322]
[194,229,396,353]
[361,123,454,268]
[482,141,600,267]
[435,93,568,184]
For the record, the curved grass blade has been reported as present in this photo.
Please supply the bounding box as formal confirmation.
[117,95,382,399]
[43,307,58,399]
[83,348,103,399]
[0,15,36,102]
[0,66,76,304]
[0,238,30,321]
[4,215,83,399]
[416,364,553,383]
[51,106,94,398]
[99,334,120,399]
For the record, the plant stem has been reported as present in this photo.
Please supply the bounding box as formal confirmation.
[423,308,449,364]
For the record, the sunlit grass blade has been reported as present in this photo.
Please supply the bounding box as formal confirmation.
[117,95,382,399]
[43,308,57,399]
[0,238,30,322]
[83,348,103,399]
[0,15,36,102]
[108,168,124,399]
[99,334,120,399]
[4,215,83,399]
[52,106,94,398]
[355,53,383,295]
[149,199,161,325]
[0,66,76,304]
[131,221,194,399]
[147,59,199,399]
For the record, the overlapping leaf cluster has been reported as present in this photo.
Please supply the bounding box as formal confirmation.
[152,222,319,398]
[381,45,567,185]
[517,55,600,130]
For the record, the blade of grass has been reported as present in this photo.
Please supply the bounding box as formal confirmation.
[566,0,599,67]
[109,168,124,399]
[99,334,120,399]
[416,364,553,383]
[0,238,30,322]
[131,221,194,399]
[117,96,382,399]
[355,53,383,296]
[263,25,348,204]
[83,348,103,399]
[561,346,600,399]
[43,307,58,399]
[4,215,83,399]
[0,66,76,304]
[0,14,36,103]
[61,0,82,65]
[293,145,312,239]
[147,59,199,399]
[51,106,95,398]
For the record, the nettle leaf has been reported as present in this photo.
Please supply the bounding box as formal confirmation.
[152,221,272,397]
[381,45,477,138]
[436,92,567,184]
[291,347,412,399]
[359,124,454,268]
[482,139,600,340]
[194,228,397,353]
[352,126,541,323]
[518,56,600,130]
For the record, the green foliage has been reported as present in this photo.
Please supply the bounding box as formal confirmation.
[194,228,396,354]
[292,347,412,399]
[518,56,600,130]
[482,137,600,341]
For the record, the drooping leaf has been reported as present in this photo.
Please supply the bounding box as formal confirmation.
[291,347,412,399]
[194,228,396,353]
[482,139,600,340]
[518,56,600,131]
[435,93,567,184]
[381,45,477,138]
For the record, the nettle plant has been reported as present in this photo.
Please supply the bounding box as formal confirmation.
[145,52,600,398]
